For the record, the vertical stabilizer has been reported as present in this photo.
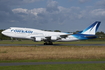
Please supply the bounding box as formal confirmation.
[80,21,101,35]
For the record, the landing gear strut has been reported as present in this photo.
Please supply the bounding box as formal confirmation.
[44,41,53,45]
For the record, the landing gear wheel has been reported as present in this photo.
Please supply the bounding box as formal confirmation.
[44,43,47,45]
[49,42,53,45]
[44,42,53,45]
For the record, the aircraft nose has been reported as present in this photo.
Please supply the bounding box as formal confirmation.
[1,30,6,35]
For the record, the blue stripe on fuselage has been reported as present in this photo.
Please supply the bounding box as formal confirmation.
[72,34,97,40]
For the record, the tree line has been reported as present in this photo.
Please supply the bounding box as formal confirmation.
[0,29,105,40]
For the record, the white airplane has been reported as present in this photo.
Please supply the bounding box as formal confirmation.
[2,21,101,45]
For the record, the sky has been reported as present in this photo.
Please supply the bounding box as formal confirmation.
[0,0,105,32]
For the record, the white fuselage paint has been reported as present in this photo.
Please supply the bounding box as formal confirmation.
[2,27,75,41]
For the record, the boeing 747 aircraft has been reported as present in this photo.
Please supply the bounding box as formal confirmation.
[2,21,101,45]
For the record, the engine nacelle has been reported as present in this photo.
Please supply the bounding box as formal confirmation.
[51,36,59,41]
[31,37,42,42]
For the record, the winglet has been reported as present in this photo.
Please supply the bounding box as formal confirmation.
[80,21,101,35]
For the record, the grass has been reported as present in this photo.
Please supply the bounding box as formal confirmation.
[0,40,38,44]
[0,63,105,70]
[0,40,105,44]
[0,40,105,60]
[0,46,105,60]
[0,40,105,70]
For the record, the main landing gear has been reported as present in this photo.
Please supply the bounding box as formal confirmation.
[44,41,53,45]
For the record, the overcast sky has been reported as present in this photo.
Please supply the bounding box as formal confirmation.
[0,0,105,32]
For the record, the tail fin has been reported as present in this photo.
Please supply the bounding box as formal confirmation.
[80,21,101,35]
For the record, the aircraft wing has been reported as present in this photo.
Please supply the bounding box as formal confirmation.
[44,33,73,41]
[60,33,73,38]
[60,35,70,38]
[29,32,73,42]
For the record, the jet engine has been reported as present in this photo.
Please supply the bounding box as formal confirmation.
[31,37,42,42]
[50,36,60,41]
